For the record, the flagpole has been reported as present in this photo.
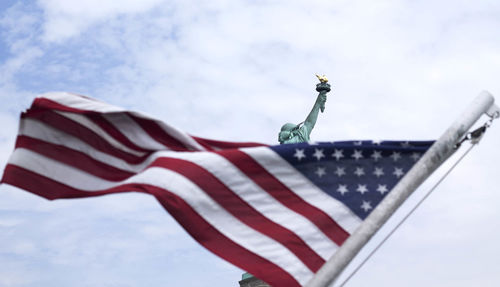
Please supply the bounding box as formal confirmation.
[306,91,497,287]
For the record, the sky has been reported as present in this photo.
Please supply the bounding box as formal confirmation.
[0,0,499,286]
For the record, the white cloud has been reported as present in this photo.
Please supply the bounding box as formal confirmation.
[38,0,165,42]
[0,270,35,287]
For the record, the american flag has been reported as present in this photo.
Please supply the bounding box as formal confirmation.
[1,92,434,286]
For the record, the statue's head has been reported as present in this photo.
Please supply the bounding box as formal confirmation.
[278,123,297,144]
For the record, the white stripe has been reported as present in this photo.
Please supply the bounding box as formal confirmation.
[102,113,169,151]
[39,92,206,151]
[8,148,313,285]
[19,118,337,260]
[242,147,362,234]
[9,148,113,190]
[154,121,207,151]
[38,92,126,113]
[53,111,147,157]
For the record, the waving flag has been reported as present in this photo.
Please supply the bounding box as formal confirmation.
[1,93,433,286]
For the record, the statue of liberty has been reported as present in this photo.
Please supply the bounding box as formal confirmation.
[278,75,331,144]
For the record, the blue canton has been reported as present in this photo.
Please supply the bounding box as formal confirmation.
[270,140,434,220]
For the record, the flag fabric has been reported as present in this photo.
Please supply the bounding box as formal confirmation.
[1,92,434,286]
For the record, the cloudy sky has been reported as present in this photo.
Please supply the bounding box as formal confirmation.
[1,0,499,286]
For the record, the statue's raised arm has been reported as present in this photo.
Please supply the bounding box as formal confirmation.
[278,75,331,144]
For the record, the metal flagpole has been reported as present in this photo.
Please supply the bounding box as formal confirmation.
[306,91,499,287]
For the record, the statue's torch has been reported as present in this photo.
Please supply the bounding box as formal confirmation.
[315,74,331,113]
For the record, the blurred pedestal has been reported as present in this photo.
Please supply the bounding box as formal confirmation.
[238,273,271,287]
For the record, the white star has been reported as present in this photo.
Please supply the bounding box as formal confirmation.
[315,167,326,178]
[354,167,365,177]
[373,167,384,177]
[335,167,346,177]
[314,167,326,177]
[356,184,368,194]
[361,201,372,212]
[401,141,411,148]
[293,149,306,161]
[352,150,363,160]
[313,148,325,161]
[390,152,401,162]
[393,167,404,178]
[371,150,382,161]
[337,184,348,195]
[354,141,363,146]
[372,140,382,145]
[411,152,421,161]
[332,149,344,161]
[377,184,388,195]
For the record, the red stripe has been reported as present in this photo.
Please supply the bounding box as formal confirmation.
[0,164,302,287]
[128,114,191,151]
[191,137,215,151]
[22,110,149,164]
[193,136,266,150]
[218,149,350,246]
[15,136,135,181]
[32,97,88,113]
[150,157,325,272]
[86,113,153,153]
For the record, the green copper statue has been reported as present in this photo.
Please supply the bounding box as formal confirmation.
[278,75,331,144]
